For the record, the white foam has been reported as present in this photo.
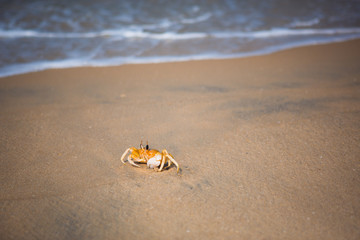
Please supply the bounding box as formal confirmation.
[181,13,212,24]
[210,28,360,39]
[1,33,360,79]
[1,27,360,78]
[289,18,320,28]
[0,29,98,38]
[1,27,360,40]
[0,28,207,40]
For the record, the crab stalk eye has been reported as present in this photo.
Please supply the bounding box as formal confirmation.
[146,144,149,150]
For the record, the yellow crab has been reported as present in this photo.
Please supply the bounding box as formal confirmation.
[121,142,179,173]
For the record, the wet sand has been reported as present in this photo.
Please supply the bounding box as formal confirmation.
[1,39,360,239]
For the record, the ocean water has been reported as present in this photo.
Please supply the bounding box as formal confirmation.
[1,0,360,77]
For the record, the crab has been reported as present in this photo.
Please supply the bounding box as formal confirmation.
[121,142,179,173]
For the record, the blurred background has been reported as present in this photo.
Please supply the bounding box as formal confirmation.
[1,0,360,77]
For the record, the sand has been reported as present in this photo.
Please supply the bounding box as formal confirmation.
[1,39,360,240]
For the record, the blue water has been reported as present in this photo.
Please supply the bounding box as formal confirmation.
[1,0,360,77]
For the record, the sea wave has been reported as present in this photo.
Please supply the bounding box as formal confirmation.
[1,0,360,78]
[1,33,359,78]
[1,27,360,40]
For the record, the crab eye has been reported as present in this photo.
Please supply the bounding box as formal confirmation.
[146,144,149,150]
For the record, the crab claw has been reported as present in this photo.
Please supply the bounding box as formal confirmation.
[147,155,162,169]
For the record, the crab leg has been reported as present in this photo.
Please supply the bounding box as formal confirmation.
[166,158,172,169]
[162,149,180,173]
[158,153,166,172]
[127,156,140,168]
[121,148,131,164]
[168,155,180,173]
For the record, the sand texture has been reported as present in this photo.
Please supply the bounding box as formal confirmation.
[1,40,360,239]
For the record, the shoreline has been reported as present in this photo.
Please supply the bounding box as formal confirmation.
[1,39,359,239]
[1,36,360,79]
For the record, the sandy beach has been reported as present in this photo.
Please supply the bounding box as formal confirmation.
[1,39,360,239]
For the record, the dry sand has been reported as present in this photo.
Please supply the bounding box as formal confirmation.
[1,39,360,240]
